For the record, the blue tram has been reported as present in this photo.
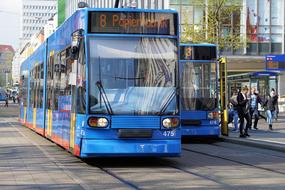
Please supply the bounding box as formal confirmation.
[19,8,181,157]
[179,44,220,137]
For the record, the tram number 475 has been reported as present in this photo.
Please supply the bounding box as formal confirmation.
[162,130,176,137]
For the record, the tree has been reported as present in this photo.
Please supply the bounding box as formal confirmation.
[182,0,243,51]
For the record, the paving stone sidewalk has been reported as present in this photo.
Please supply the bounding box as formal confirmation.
[225,113,285,151]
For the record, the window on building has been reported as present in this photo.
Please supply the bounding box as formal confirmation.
[246,0,283,55]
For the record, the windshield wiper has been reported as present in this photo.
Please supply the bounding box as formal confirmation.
[159,88,177,115]
[95,81,113,115]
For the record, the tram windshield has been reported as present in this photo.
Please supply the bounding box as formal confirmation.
[181,62,217,111]
[88,37,178,115]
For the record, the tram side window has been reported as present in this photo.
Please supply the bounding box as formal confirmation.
[46,52,54,109]
[29,68,35,108]
[20,73,28,107]
[37,63,44,108]
[35,65,40,108]
[34,65,38,108]
[181,62,216,111]
[77,41,86,114]
[65,48,73,96]
[57,48,72,113]
[52,54,61,110]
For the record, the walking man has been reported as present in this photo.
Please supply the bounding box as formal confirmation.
[237,86,251,137]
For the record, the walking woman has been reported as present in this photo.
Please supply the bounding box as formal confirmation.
[237,86,251,137]
[264,89,278,130]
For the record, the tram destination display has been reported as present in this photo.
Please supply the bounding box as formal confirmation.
[266,55,285,71]
[180,46,217,60]
[88,11,177,35]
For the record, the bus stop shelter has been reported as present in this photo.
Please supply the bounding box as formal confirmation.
[227,71,279,100]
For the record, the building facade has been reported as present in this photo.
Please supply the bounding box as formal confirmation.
[0,45,15,87]
[60,0,169,23]
[15,0,57,84]
[20,0,57,47]
[170,0,285,56]
[12,51,21,84]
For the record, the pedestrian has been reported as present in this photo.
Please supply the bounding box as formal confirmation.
[250,88,263,130]
[5,93,8,107]
[272,88,279,121]
[228,90,239,131]
[237,86,251,137]
[264,89,278,130]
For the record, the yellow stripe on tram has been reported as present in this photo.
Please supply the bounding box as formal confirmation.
[33,108,37,129]
[47,109,53,137]
[70,113,76,149]
[24,107,27,123]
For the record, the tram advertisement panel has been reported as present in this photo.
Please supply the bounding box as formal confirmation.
[88,11,177,35]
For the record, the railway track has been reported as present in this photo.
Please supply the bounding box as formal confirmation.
[182,141,285,176]
[3,116,285,189]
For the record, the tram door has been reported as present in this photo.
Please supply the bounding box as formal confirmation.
[68,57,77,151]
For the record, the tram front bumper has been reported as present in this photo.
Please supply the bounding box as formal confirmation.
[80,139,181,157]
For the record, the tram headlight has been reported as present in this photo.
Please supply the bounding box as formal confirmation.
[162,118,180,129]
[88,117,108,128]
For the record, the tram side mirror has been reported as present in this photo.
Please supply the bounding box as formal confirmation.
[71,29,83,60]
[71,46,78,55]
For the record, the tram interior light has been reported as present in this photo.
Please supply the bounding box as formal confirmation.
[162,118,180,129]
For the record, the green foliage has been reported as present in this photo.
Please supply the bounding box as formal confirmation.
[58,0,66,26]
[181,0,243,50]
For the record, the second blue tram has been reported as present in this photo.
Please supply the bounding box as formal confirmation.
[179,44,220,137]
[19,8,181,157]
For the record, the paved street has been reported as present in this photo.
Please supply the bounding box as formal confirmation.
[0,106,285,189]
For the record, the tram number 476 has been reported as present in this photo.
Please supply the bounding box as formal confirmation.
[163,130,176,137]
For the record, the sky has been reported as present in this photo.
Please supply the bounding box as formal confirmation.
[0,0,21,50]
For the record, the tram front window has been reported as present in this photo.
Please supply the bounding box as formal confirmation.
[181,62,216,111]
[88,37,178,115]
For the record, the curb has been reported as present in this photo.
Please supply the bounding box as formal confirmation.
[220,136,285,153]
